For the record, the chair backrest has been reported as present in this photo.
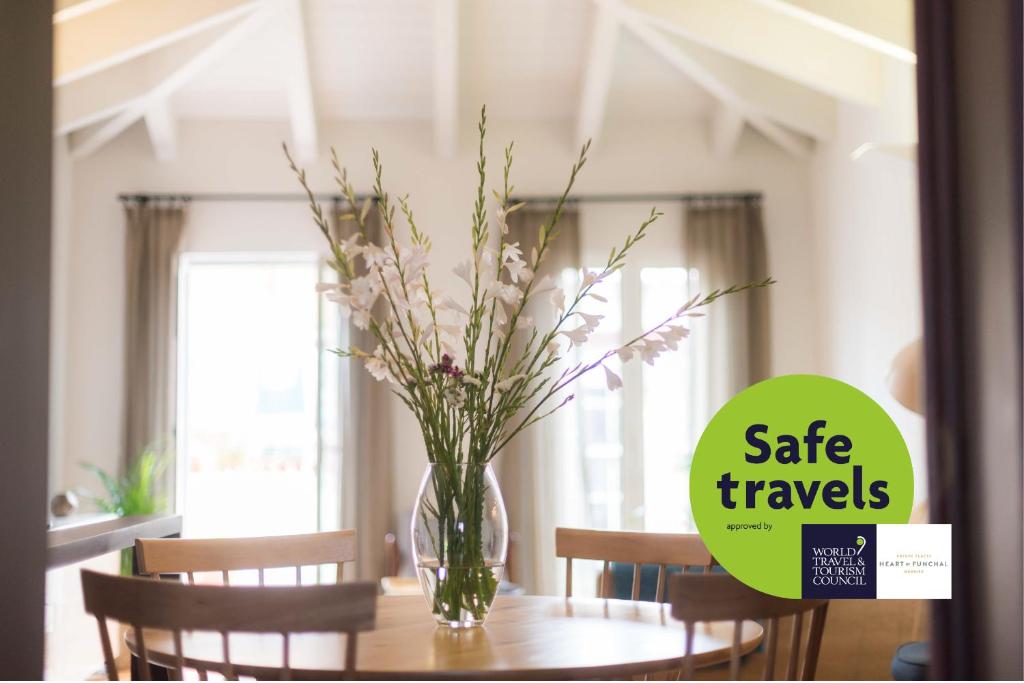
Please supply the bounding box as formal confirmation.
[81,569,376,681]
[669,573,830,681]
[135,529,357,585]
[555,527,714,600]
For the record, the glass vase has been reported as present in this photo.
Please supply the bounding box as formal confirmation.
[411,463,508,628]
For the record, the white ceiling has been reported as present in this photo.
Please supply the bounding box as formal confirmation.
[171,0,715,123]
[54,0,917,161]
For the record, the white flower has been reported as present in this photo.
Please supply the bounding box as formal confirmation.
[505,259,532,284]
[454,260,473,286]
[441,295,467,315]
[362,244,388,269]
[501,242,523,264]
[575,311,603,332]
[352,308,372,330]
[637,338,666,365]
[495,374,526,392]
[582,270,600,286]
[490,281,523,306]
[444,385,467,407]
[515,315,533,330]
[551,288,566,313]
[315,282,339,293]
[532,274,557,294]
[365,350,392,382]
[588,292,608,303]
[603,365,623,391]
[616,347,633,362]
[546,339,561,355]
[559,325,590,347]
[462,375,481,386]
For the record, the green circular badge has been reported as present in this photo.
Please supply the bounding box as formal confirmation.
[690,374,913,598]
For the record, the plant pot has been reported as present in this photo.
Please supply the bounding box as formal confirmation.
[411,463,508,628]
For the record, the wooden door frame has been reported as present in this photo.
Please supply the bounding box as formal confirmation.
[915,0,1023,679]
[0,1,54,679]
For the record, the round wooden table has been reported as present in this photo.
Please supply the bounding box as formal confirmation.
[127,594,763,679]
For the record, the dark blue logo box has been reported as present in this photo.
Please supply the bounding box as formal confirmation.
[801,524,877,599]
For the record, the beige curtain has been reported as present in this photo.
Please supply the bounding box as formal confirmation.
[122,200,186,472]
[332,202,393,580]
[499,206,581,594]
[685,200,771,410]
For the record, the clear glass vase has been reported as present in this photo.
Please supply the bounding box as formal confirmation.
[411,463,508,628]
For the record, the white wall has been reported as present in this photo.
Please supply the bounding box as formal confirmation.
[810,62,927,504]
[59,115,820,524]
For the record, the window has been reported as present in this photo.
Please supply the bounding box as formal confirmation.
[574,265,706,533]
[176,255,338,540]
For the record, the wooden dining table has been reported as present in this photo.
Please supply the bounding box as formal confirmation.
[127,594,762,679]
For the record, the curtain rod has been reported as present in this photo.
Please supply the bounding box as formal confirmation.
[117,191,762,204]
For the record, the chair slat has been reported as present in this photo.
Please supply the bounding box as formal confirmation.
[95,616,118,681]
[601,560,610,598]
[258,568,265,586]
[565,557,573,597]
[800,603,830,681]
[787,611,803,680]
[336,561,345,584]
[296,565,302,585]
[221,570,229,586]
[762,616,779,680]
[730,618,742,679]
[222,631,235,680]
[631,563,642,600]
[135,624,151,681]
[282,632,291,681]
[655,565,666,603]
[682,622,696,680]
[172,628,186,680]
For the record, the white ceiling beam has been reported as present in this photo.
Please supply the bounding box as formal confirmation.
[642,27,836,141]
[575,1,621,149]
[278,0,318,163]
[53,0,123,24]
[624,0,884,106]
[70,6,269,159]
[56,21,242,135]
[621,12,812,157]
[144,99,177,162]
[751,0,915,63]
[709,102,744,158]
[432,0,459,158]
[55,0,260,85]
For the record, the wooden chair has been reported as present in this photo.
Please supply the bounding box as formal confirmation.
[135,529,357,586]
[81,569,377,681]
[555,527,714,601]
[669,573,830,681]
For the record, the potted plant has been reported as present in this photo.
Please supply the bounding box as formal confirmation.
[82,450,167,576]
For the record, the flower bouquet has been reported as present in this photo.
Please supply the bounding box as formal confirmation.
[286,107,772,627]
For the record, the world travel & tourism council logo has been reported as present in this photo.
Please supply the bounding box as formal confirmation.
[801,523,878,598]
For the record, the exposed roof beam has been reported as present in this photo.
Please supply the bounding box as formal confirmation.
[621,12,812,157]
[624,0,884,105]
[575,1,621,149]
[54,0,260,85]
[56,21,242,135]
[279,0,317,163]
[432,0,459,158]
[709,102,744,158]
[53,0,123,24]
[644,27,836,141]
[70,6,269,159]
[144,99,177,162]
[751,0,915,63]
